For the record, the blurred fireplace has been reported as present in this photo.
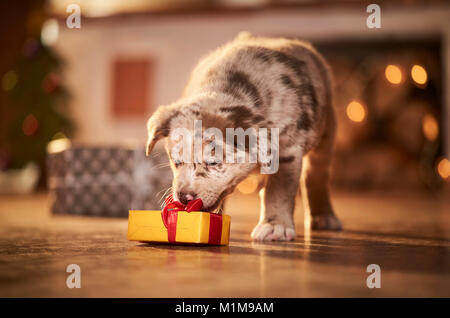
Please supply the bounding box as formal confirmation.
[314,37,445,191]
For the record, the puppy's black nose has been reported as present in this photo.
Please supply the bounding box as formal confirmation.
[179,192,197,205]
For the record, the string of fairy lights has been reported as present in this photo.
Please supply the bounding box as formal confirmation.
[343,63,450,183]
[3,18,448,191]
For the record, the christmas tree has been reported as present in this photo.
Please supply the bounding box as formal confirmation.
[0,1,74,178]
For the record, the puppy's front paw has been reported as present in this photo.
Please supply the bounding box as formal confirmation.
[308,214,342,231]
[251,223,296,242]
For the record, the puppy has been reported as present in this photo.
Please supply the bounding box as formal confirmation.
[146,33,342,241]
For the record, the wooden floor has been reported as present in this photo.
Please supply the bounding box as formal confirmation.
[0,190,449,297]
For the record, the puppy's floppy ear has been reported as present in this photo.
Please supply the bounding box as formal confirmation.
[146,104,181,156]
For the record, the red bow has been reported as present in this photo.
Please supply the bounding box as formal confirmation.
[161,194,203,229]
[161,194,223,244]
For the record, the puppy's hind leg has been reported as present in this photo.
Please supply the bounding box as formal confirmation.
[301,108,342,231]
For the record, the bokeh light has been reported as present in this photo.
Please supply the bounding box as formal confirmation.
[436,158,450,180]
[47,133,71,153]
[2,70,18,91]
[346,101,366,123]
[385,64,402,84]
[411,65,428,86]
[237,175,259,194]
[42,73,58,93]
[422,114,439,141]
[22,114,39,136]
[41,19,59,46]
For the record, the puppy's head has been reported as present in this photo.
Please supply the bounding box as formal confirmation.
[146,100,257,212]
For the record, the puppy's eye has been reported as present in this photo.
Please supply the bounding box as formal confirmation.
[173,159,183,168]
[205,160,221,167]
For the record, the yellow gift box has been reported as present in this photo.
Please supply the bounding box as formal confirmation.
[127,210,230,245]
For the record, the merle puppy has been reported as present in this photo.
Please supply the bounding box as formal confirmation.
[146,33,342,241]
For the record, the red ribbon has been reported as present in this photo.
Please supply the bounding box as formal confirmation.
[162,194,222,244]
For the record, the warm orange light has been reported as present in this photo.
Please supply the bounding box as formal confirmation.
[422,114,439,141]
[22,114,39,136]
[346,101,366,123]
[411,65,428,86]
[237,175,259,194]
[437,158,450,180]
[385,64,402,84]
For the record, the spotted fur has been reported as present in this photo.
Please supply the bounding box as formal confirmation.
[146,33,342,241]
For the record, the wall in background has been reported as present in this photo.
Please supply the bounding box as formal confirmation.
[53,5,450,158]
